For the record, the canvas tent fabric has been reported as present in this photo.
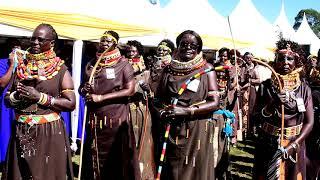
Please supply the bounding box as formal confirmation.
[295,13,320,55]
[228,0,277,49]
[273,1,296,41]
[0,8,161,40]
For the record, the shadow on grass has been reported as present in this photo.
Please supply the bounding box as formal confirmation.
[229,137,256,180]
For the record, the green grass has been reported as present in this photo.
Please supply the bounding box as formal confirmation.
[229,138,256,179]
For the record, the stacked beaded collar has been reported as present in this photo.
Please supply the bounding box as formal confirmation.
[96,48,121,67]
[128,56,146,73]
[169,52,206,76]
[16,49,64,80]
[272,67,303,91]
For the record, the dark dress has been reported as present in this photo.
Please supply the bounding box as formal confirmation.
[129,70,156,180]
[81,57,141,180]
[2,65,74,180]
[254,80,312,180]
[156,63,217,180]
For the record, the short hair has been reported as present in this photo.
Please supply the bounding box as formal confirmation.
[36,23,58,41]
[127,40,144,56]
[158,39,175,55]
[103,30,119,42]
[176,30,203,53]
[218,47,229,56]
[243,52,253,57]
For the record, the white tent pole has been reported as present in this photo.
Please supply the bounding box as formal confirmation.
[70,40,83,152]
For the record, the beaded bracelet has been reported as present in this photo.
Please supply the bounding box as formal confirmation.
[61,89,74,93]
[261,106,272,117]
[38,92,52,106]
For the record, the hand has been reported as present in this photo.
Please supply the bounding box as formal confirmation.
[161,105,190,118]
[8,52,14,67]
[17,82,41,102]
[81,82,93,95]
[277,91,287,104]
[139,81,151,94]
[85,94,102,103]
[285,142,298,158]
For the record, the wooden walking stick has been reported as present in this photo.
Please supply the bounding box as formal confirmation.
[227,16,244,141]
[78,46,113,179]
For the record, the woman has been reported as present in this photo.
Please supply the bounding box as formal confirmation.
[3,23,75,180]
[305,54,320,179]
[79,31,140,180]
[254,39,313,179]
[240,52,260,137]
[155,30,220,180]
[126,40,155,179]
[149,39,175,93]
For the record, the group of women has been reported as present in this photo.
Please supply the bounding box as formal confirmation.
[1,23,320,180]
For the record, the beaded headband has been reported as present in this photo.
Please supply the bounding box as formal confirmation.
[278,44,300,58]
[101,33,118,44]
[158,42,172,53]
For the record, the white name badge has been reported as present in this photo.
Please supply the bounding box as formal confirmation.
[187,79,200,92]
[106,68,115,79]
[296,98,306,112]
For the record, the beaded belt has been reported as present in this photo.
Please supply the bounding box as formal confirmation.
[17,112,60,126]
[262,122,302,138]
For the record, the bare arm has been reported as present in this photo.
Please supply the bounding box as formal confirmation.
[99,79,135,101]
[51,71,76,111]
[191,63,220,115]
[294,94,314,145]
[0,57,14,88]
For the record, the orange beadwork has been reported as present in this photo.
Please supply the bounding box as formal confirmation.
[272,67,302,91]
[96,48,121,67]
[16,49,64,80]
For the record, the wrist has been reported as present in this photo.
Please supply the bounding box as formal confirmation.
[189,107,196,117]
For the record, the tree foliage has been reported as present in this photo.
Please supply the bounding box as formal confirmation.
[293,9,320,38]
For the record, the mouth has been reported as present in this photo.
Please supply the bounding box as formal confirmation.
[31,46,40,53]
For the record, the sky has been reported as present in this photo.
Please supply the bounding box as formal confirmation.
[159,0,320,26]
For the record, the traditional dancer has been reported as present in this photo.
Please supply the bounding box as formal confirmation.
[79,31,140,180]
[3,23,75,180]
[254,39,313,180]
[155,30,220,180]
[126,40,155,179]
[305,54,320,179]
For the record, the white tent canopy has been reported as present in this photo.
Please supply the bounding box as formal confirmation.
[229,0,277,48]
[295,13,320,55]
[273,1,296,41]
[162,0,230,37]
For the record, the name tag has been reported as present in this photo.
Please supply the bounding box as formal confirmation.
[296,98,306,112]
[106,68,115,79]
[187,79,200,92]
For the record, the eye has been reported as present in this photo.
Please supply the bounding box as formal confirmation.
[30,37,50,43]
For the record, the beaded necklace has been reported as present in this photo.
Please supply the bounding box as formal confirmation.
[272,67,302,91]
[169,52,206,76]
[96,48,121,67]
[16,49,64,80]
[128,56,146,73]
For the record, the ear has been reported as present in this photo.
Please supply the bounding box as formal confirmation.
[50,40,55,48]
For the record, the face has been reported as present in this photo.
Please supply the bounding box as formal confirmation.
[157,46,170,57]
[177,34,199,61]
[310,57,317,67]
[244,54,253,65]
[127,46,139,59]
[99,35,116,52]
[30,26,54,54]
[275,52,296,75]
[219,51,228,62]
